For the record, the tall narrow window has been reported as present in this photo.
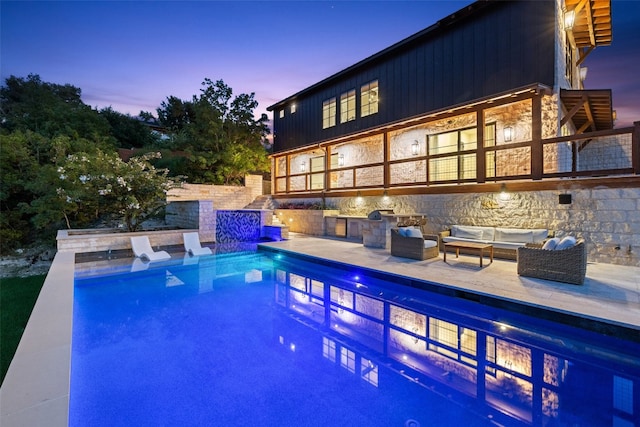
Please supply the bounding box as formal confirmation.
[340,89,356,123]
[361,80,378,117]
[322,97,336,129]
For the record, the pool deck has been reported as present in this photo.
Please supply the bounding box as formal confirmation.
[1,234,639,427]
[260,234,640,333]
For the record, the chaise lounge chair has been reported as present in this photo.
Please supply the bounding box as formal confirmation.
[183,232,213,256]
[130,236,171,261]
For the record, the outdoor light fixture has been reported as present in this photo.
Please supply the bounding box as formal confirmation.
[383,190,389,202]
[503,126,513,142]
[338,154,344,166]
[356,191,363,202]
[579,67,588,81]
[499,183,510,201]
[411,140,419,156]
[300,162,306,173]
[564,10,575,30]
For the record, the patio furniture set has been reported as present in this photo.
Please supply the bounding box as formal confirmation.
[390,223,587,285]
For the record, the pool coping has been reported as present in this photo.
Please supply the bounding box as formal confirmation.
[0,251,74,427]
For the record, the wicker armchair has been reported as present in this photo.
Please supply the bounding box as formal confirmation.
[390,228,439,260]
[517,239,587,285]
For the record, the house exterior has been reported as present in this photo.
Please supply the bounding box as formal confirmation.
[266,0,640,267]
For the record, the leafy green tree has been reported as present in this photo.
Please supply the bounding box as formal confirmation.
[0,131,40,250]
[155,78,270,184]
[99,107,159,148]
[0,74,113,144]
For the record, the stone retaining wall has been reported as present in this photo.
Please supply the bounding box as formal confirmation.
[278,187,640,267]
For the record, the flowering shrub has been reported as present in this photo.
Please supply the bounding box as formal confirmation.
[55,150,177,231]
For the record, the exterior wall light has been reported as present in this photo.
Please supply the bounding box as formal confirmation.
[356,191,363,203]
[503,126,513,142]
[579,67,588,81]
[411,140,419,156]
[383,190,389,202]
[300,162,306,173]
[338,154,345,166]
[564,10,575,31]
[499,184,510,201]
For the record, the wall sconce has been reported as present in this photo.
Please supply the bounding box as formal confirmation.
[499,184,510,201]
[411,140,419,156]
[382,190,389,202]
[579,67,588,81]
[612,110,617,121]
[356,191,363,202]
[338,154,344,167]
[300,162,306,173]
[564,10,575,30]
[503,126,513,142]
[559,194,572,205]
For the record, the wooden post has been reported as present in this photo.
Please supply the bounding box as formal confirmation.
[531,95,543,180]
[477,109,486,183]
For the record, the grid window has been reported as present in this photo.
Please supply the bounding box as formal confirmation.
[322,97,336,129]
[340,89,356,123]
[361,80,378,117]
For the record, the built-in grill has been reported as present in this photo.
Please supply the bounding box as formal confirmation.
[367,209,394,220]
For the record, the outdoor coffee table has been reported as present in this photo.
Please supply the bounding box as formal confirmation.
[443,241,494,267]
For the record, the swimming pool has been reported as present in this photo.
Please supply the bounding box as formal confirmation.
[70,249,640,427]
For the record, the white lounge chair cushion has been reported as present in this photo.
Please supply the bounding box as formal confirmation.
[423,240,437,249]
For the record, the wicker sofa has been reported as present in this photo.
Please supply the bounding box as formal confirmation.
[391,228,439,260]
[517,238,587,285]
[439,225,552,260]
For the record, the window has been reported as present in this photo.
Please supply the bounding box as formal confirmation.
[322,97,336,129]
[427,126,493,182]
[291,103,296,114]
[279,109,284,119]
[310,156,325,190]
[340,89,356,123]
[361,80,378,117]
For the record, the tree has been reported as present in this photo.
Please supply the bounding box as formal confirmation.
[50,150,176,231]
[99,107,159,148]
[0,74,113,144]
[155,78,270,184]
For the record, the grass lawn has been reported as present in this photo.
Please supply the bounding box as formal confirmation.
[1,275,46,385]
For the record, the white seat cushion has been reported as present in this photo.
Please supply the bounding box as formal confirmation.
[423,240,437,249]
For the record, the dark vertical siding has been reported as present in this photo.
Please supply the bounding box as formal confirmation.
[272,0,556,153]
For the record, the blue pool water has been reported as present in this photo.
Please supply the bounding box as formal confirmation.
[70,249,640,427]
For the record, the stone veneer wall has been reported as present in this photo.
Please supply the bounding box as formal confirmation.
[167,174,263,208]
[280,187,640,267]
[274,209,340,235]
[165,200,216,242]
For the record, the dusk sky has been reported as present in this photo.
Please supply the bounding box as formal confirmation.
[2,1,639,129]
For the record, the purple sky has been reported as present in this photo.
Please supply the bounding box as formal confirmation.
[2,1,639,129]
